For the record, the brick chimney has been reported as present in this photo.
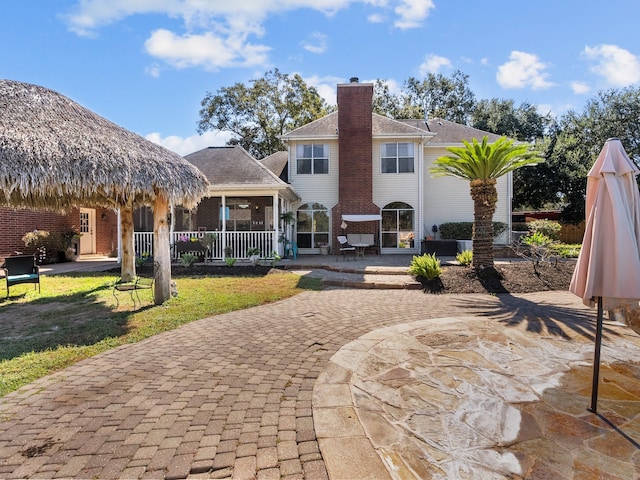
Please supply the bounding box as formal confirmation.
[331,78,379,242]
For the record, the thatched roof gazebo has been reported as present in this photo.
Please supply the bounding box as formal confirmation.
[0,79,209,304]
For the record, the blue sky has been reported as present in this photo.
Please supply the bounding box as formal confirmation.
[2,1,639,155]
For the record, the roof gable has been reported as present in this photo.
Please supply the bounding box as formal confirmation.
[260,151,288,181]
[184,146,286,187]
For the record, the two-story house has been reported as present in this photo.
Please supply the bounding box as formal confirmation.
[131,78,509,260]
[279,77,506,255]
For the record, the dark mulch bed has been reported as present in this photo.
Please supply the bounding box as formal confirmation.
[170,264,280,277]
[418,260,576,294]
[109,264,283,278]
[117,259,576,294]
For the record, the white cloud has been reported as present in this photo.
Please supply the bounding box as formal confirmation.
[367,13,386,23]
[570,81,590,95]
[145,63,162,78]
[301,33,328,54]
[376,78,403,96]
[304,74,344,105]
[61,0,439,77]
[144,28,270,70]
[496,51,554,90]
[418,54,451,76]
[146,130,233,156]
[394,0,435,29]
[583,44,640,87]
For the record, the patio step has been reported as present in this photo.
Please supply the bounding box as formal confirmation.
[284,264,422,290]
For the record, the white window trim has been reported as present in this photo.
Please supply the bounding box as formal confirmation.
[296,144,330,175]
[381,142,415,174]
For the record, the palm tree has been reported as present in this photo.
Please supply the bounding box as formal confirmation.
[430,136,543,270]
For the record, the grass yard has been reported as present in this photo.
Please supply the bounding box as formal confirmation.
[0,270,322,397]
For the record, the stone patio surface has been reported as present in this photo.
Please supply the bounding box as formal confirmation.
[1,256,639,479]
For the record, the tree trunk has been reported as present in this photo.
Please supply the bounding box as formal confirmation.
[153,193,171,305]
[120,205,136,282]
[470,178,498,270]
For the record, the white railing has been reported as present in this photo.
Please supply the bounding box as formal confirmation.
[134,231,277,261]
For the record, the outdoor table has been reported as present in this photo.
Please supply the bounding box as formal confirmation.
[351,243,369,258]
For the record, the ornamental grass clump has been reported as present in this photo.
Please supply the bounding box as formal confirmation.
[456,249,473,266]
[180,253,198,267]
[409,253,442,280]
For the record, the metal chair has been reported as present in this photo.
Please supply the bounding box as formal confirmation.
[113,261,159,308]
[336,236,356,261]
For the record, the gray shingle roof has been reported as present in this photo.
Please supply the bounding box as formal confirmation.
[184,146,286,188]
[281,112,502,145]
[400,118,503,144]
[281,112,430,140]
[260,151,288,180]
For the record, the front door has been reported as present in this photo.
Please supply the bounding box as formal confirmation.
[79,208,96,254]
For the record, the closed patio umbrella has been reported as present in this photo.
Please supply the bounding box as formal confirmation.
[569,137,640,412]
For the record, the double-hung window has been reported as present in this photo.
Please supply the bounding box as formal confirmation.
[297,144,329,174]
[381,142,414,173]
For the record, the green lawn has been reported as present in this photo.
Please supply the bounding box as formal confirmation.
[0,271,322,397]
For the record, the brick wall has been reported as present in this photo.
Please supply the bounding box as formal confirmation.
[0,206,118,262]
[331,79,380,247]
[95,208,118,257]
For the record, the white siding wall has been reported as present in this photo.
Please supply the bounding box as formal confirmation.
[288,140,340,210]
[372,139,421,212]
[373,139,422,254]
[423,147,511,243]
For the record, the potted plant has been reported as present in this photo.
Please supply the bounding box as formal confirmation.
[317,242,329,255]
[63,227,82,261]
[247,247,261,265]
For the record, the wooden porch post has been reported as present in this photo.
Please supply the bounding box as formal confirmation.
[153,193,172,305]
[120,204,136,282]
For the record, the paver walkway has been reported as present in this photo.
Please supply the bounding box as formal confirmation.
[2,258,639,479]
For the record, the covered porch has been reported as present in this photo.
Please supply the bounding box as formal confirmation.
[133,193,295,261]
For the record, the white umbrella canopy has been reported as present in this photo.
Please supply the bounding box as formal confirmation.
[569,138,640,309]
[569,137,640,413]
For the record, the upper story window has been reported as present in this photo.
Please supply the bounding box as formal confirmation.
[381,142,414,173]
[296,144,329,174]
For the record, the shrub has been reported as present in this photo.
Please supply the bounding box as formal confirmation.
[180,253,198,267]
[408,253,442,280]
[456,250,473,266]
[522,231,553,246]
[135,252,152,267]
[527,219,562,240]
[548,243,581,258]
[225,257,237,267]
[21,230,62,264]
[438,222,508,240]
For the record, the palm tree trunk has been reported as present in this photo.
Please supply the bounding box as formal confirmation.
[470,179,498,269]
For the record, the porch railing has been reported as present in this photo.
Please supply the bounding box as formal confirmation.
[133,231,277,261]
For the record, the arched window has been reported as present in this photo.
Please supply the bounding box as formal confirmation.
[296,203,329,248]
[382,202,415,249]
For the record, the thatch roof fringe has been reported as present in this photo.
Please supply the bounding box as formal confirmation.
[0,80,208,211]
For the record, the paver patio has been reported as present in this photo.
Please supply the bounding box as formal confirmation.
[1,258,639,479]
